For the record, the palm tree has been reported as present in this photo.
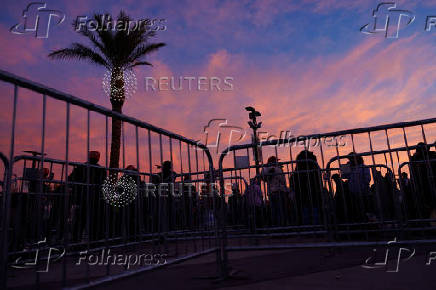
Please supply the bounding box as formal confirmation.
[49,11,165,171]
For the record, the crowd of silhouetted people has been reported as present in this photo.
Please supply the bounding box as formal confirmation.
[5,141,436,250]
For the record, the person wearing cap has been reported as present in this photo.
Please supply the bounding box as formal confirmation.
[261,156,288,226]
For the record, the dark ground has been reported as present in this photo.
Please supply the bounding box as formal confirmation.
[7,239,436,290]
[89,246,436,290]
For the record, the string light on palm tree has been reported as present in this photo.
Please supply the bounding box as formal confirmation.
[102,174,137,207]
[102,66,137,102]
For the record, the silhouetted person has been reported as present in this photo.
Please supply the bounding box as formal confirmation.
[182,175,197,229]
[146,173,161,233]
[41,168,56,239]
[157,161,177,231]
[290,150,323,225]
[384,171,398,219]
[124,165,141,239]
[371,171,396,220]
[199,182,215,227]
[400,172,416,219]
[228,183,243,225]
[69,151,106,241]
[410,142,436,218]
[160,161,176,184]
[332,173,350,223]
[342,152,371,222]
[244,176,264,230]
[262,156,288,226]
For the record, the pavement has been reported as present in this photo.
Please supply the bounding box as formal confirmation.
[89,245,436,290]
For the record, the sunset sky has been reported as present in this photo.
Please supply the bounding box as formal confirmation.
[1,0,436,173]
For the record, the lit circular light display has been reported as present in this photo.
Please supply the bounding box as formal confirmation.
[102,174,137,207]
[102,67,137,102]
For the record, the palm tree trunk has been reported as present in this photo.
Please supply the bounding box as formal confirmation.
[109,67,125,173]
[110,103,122,171]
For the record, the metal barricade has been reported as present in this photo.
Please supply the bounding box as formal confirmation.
[217,118,436,276]
[0,69,220,289]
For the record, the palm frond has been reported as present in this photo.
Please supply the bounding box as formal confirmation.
[128,43,166,63]
[49,11,165,71]
[129,61,153,68]
[72,16,107,56]
[91,13,116,60]
[48,43,109,68]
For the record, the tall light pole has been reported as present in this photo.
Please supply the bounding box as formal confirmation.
[245,107,262,175]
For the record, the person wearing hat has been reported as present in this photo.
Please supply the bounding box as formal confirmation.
[261,156,288,226]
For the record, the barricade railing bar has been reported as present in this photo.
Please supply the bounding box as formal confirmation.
[0,69,220,289]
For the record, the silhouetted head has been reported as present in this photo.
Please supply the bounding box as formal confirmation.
[150,174,160,184]
[297,150,316,161]
[267,156,278,164]
[416,142,429,155]
[125,165,138,180]
[251,175,261,185]
[125,165,137,172]
[296,150,317,170]
[89,151,100,165]
[347,152,364,166]
[162,161,172,173]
